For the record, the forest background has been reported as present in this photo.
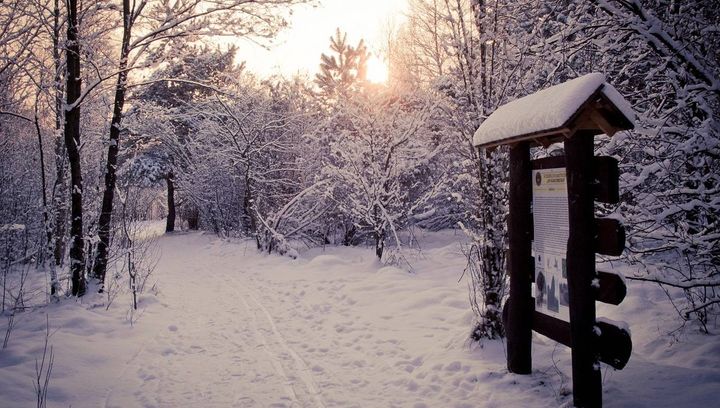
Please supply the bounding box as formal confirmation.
[0,0,718,341]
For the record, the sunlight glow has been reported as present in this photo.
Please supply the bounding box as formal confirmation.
[366,56,389,84]
[232,0,408,78]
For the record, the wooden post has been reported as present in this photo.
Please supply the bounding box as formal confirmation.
[507,141,533,374]
[565,133,602,407]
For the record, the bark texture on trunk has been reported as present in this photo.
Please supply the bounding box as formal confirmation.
[65,0,86,296]
[93,0,133,288]
[166,172,176,232]
[52,0,67,268]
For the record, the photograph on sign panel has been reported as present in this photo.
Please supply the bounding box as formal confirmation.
[533,250,569,321]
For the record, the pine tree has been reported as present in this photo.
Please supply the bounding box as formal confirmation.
[314,28,369,99]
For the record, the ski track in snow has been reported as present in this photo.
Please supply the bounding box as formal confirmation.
[239,286,325,407]
[104,235,303,408]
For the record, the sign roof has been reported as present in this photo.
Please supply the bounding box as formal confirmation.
[473,73,635,148]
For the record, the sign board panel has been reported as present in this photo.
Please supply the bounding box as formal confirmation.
[532,167,570,322]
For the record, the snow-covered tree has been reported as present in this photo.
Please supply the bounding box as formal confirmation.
[126,44,241,239]
[315,88,442,261]
[93,0,309,288]
[521,0,720,332]
[395,0,530,338]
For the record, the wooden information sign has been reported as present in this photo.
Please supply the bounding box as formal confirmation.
[474,73,636,408]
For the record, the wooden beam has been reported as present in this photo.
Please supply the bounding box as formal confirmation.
[596,271,627,305]
[590,108,620,137]
[595,320,632,370]
[593,156,620,203]
[506,141,534,374]
[532,311,632,370]
[565,133,602,407]
[595,218,626,256]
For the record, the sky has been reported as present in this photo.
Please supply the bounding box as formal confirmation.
[233,0,408,79]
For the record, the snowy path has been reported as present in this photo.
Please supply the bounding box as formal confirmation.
[2,230,719,407]
[101,232,557,408]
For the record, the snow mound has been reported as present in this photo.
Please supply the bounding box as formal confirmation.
[376,265,408,275]
[306,254,351,268]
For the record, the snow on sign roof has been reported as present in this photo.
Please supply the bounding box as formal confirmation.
[473,73,635,148]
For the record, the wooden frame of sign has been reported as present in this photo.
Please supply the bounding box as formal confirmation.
[476,76,634,408]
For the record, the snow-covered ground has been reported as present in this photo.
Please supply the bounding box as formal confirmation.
[1,228,719,407]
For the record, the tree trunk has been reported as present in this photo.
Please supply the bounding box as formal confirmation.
[34,110,59,297]
[470,0,505,340]
[166,172,176,232]
[342,224,356,246]
[187,207,199,230]
[374,232,384,260]
[52,0,66,268]
[65,0,86,297]
[243,169,260,248]
[93,0,133,289]
[52,139,67,267]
